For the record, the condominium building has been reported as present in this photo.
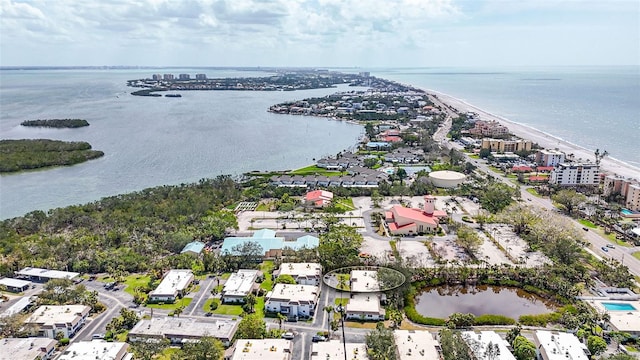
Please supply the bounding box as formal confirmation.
[178,74,190,80]
[231,339,292,360]
[603,175,640,211]
[533,331,589,360]
[536,149,566,167]
[274,263,322,286]
[345,294,385,321]
[265,283,319,319]
[129,317,239,347]
[25,305,91,339]
[626,184,640,212]
[481,138,532,153]
[163,74,174,81]
[148,269,193,303]
[461,331,515,360]
[469,120,509,137]
[58,341,132,360]
[195,74,207,80]
[221,269,260,303]
[549,163,600,186]
[310,340,367,360]
[394,330,441,360]
[1,338,57,360]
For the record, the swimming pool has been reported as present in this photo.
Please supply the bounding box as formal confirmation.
[621,209,634,215]
[602,302,637,311]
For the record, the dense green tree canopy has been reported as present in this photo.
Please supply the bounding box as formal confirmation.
[318,224,363,271]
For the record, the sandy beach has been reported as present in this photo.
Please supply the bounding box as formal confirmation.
[429,90,640,181]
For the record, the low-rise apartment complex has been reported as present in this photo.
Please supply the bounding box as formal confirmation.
[310,340,367,360]
[1,337,57,360]
[128,317,239,347]
[221,269,261,303]
[394,330,441,360]
[274,263,322,286]
[148,269,193,303]
[58,341,132,360]
[25,305,90,338]
[481,138,532,153]
[533,331,589,360]
[265,283,319,319]
[231,339,292,360]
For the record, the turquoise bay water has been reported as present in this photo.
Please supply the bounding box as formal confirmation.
[602,302,637,311]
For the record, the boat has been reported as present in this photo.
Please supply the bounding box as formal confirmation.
[165,94,182,98]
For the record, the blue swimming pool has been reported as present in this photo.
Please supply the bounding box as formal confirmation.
[602,302,637,311]
[621,209,633,215]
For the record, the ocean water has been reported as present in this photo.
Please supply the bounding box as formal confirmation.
[0,68,364,219]
[372,66,640,167]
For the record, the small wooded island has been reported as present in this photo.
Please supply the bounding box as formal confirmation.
[0,139,104,173]
[21,119,90,128]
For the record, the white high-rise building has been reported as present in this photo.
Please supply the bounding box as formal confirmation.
[550,163,599,186]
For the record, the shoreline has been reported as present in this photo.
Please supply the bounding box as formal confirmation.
[426,89,640,181]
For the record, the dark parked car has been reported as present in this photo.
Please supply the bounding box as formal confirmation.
[312,335,327,342]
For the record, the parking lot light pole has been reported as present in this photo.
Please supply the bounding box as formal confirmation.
[336,304,347,360]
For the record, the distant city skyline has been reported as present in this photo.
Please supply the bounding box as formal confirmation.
[1,0,638,67]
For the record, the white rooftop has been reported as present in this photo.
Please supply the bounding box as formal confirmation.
[350,270,381,292]
[462,331,516,360]
[231,339,292,360]
[223,270,260,297]
[1,296,33,318]
[346,294,384,315]
[58,341,131,360]
[26,305,90,327]
[277,263,321,278]
[1,337,57,360]
[17,267,79,280]
[267,284,319,303]
[0,277,31,288]
[394,330,441,360]
[310,340,367,360]
[129,317,239,340]
[150,269,193,297]
[534,331,589,360]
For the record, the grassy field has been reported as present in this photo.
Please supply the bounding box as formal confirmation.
[203,298,217,312]
[526,188,543,198]
[260,261,275,291]
[213,304,244,316]
[289,165,343,177]
[146,297,193,310]
[578,219,597,228]
[155,348,180,360]
[633,252,640,260]
[123,274,153,296]
[255,297,265,318]
[334,197,356,212]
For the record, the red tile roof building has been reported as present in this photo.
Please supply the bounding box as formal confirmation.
[305,190,334,208]
[385,196,447,235]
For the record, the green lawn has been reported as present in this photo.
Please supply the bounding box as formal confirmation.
[289,165,343,177]
[146,297,193,310]
[220,273,231,280]
[203,298,217,312]
[256,202,270,211]
[123,274,152,296]
[578,219,597,229]
[334,198,356,212]
[155,347,180,360]
[633,252,640,260]
[213,304,244,316]
[469,154,480,159]
[334,298,348,307]
[255,297,265,318]
[526,188,543,198]
[260,261,275,291]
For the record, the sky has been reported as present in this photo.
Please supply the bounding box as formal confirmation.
[1,0,638,67]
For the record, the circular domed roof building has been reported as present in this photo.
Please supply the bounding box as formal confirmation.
[428,170,466,188]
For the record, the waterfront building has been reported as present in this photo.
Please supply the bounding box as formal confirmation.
[178,74,190,80]
[221,230,319,258]
[58,341,132,360]
[481,138,532,153]
[603,175,640,212]
[394,330,441,360]
[536,149,566,167]
[180,241,205,256]
[1,337,57,360]
[151,74,162,81]
[16,267,79,282]
[128,317,239,347]
[310,340,367,360]
[461,331,516,360]
[385,195,447,235]
[221,269,260,303]
[231,339,292,360]
[470,120,509,137]
[162,74,174,81]
[274,263,322,286]
[533,331,589,360]
[626,184,640,212]
[549,163,600,186]
[264,283,319,319]
[148,269,193,303]
[0,277,31,292]
[25,305,90,338]
[195,73,207,80]
[591,300,640,337]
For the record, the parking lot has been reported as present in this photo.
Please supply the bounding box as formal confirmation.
[485,224,550,267]
[396,240,436,267]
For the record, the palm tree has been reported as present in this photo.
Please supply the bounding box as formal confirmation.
[276,313,287,330]
[244,294,257,313]
[323,305,334,336]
